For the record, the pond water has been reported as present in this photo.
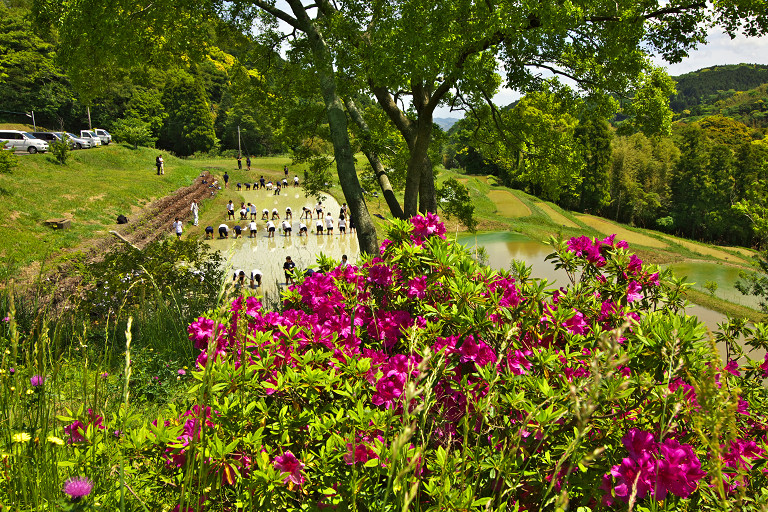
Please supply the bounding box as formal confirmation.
[667,261,761,310]
[457,232,730,333]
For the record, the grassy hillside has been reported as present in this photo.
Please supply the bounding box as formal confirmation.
[0,143,205,277]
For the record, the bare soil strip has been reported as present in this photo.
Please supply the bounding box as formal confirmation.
[575,214,669,248]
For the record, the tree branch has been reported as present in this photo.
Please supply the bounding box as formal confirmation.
[252,0,301,30]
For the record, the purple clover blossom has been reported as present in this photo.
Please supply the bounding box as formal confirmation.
[178,369,186,376]
[63,476,93,501]
[2,316,9,322]
[30,375,45,387]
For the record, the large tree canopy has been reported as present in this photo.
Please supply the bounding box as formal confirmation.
[42,0,768,248]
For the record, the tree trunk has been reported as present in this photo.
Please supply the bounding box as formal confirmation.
[419,155,437,213]
[405,117,435,216]
[343,98,405,219]
[291,2,378,255]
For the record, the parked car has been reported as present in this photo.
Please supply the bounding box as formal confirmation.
[0,130,49,153]
[32,132,77,150]
[94,128,112,145]
[79,130,102,147]
[64,132,92,149]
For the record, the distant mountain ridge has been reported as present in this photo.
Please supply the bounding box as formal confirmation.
[434,117,460,131]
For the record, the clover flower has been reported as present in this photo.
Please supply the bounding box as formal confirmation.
[30,375,45,387]
[63,476,93,501]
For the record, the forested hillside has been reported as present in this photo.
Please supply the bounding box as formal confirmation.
[0,2,286,156]
[670,64,768,119]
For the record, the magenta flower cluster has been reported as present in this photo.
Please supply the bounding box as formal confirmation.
[156,216,767,508]
[601,429,706,505]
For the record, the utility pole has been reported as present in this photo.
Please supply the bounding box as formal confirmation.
[26,111,36,131]
[237,126,241,159]
[87,106,92,130]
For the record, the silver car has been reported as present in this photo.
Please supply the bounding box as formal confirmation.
[64,132,92,149]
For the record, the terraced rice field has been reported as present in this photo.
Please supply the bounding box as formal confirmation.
[535,202,579,228]
[488,190,532,218]
[576,215,669,248]
[658,235,749,264]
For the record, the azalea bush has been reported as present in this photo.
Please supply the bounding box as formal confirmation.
[121,214,768,511]
[4,213,768,511]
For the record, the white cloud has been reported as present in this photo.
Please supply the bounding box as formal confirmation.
[656,30,768,76]
[435,31,768,118]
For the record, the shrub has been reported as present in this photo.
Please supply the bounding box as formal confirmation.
[49,134,70,164]
[4,215,768,511]
[135,215,768,510]
[111,117,157,149]
[0,146,17,174]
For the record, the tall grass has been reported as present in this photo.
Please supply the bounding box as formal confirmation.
[0,260,229,510]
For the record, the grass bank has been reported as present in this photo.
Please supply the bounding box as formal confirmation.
[0,144,205,276]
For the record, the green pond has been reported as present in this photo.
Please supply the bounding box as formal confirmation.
[667,261,762,310]
[457,231,731,332]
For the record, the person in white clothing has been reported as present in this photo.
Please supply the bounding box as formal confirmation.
[272,208,280,220]
[172,218,183,239]
[232,269,246,287]
[262,208,269,220]
[315,202,323,219]
[249,203,257,220]
[315,219,324,235]
[338,215,347,235]
[298,222,307,236]
[325,213,334,235]
[293,175,299,187]
[266,220,276,238]
[248,220,258,238]
[285,207,293,219]
[190,200,199,226]
[218,223,229,239]
[282,220,292,237]
[250,269,263,287]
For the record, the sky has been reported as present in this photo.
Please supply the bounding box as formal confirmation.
[435,29,768,118]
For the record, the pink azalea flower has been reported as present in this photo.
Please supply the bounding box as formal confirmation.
[627,254,643,274]
[245,296,262,317]
[406,276,428,299]
[563,311,588,335]
[626,281,643,302]
[724,359,741,377]
[274,451,306,486]
[654,439,706,499]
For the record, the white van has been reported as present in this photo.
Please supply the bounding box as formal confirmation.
[0,130,49,153]
[80,130,102,147]
[94,129,112,145]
